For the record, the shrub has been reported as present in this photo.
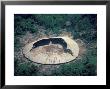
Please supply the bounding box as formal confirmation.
[14,61,38,76]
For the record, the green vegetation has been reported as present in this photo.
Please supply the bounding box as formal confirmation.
[14,59,38,76]
[51,48,97,76]
[14,14,97,76]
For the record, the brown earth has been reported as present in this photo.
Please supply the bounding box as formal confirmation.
[15,30,87,75]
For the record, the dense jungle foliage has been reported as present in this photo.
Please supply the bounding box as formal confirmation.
[14,14,97,76]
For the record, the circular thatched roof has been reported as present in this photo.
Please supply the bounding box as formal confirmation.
[22,36,79,64]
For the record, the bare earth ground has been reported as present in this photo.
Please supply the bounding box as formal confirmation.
[15,29,87,75]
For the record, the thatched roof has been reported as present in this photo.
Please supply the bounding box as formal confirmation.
[22,36,79,64]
